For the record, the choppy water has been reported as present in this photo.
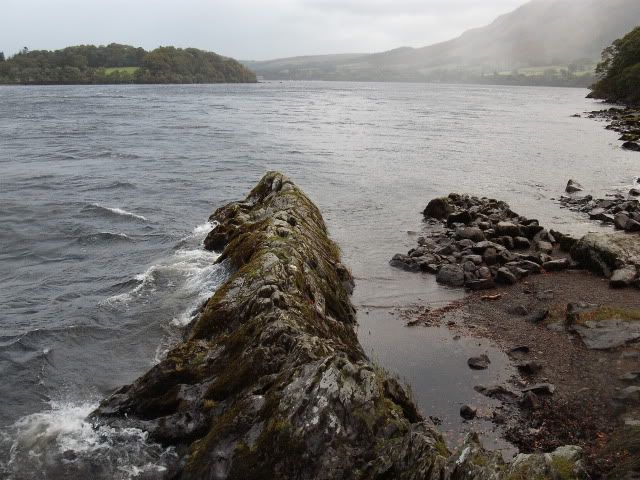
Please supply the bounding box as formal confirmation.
[1,82,637,478]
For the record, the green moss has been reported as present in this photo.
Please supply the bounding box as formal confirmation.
[434,439,450,457]
[550,456,576,480]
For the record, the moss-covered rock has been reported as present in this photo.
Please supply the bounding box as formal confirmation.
[92,172,587,479]
[92,172,449,479]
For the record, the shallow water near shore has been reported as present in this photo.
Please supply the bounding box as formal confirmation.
[0,81,638,477]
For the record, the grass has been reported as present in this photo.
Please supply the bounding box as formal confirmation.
[103,66,139,75]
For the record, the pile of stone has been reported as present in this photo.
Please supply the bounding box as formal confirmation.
[559,179,640,232]
[390,193,575,290]
[586,107,640,151]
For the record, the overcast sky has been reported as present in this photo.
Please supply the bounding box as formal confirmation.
[1,0,527,60]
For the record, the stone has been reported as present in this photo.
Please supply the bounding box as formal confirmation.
[460,405,477,420]
[622,141,640,151]
[535,240,553,254]
[389,253,420,272]
[513,236,531,249]
[574,319,640,350]
[543,258,570,272]
[521,383,555,395]
[456,227,485,242]
[610,266,638,288]
[519,391,541,410]
[620,372,640,383]
[517,361,543,375]
[625,219,640,232]
[472,240,504,253]
[615,212,630,230]
[565,179,583,193]
[423,197,453,219]
[468,354,491,370]
[474,385,519,402]
[436,264,465,287]
[447,210,472,226]
[571,233,640,277]
[495,221,522,237]
[496,267,517,285]
[528,309,549,324]
[518,260,542,274]
[630,188,640,197]
[466,279,495,290]
[614,386,640,405]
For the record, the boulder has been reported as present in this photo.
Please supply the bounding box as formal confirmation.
[535,241,553,254]
[423,197,453,219]
[496,267,518,285]
[626,219,640,232]
[565,179,583,193]
[622,141,640,151]
[543,258,571,272]
[447,210,472,226]
[460,405,477,420]
[495,221,522,237]
[571,232,640,277]
[513,236,531,249]
[455,227,485,243]
[574,319,640,350]
[390,253,421,272]
[610,266,638,288]
[468,354,491,370]
[614,386,640,405]
[615,212,630,230]
[436,264,465,287]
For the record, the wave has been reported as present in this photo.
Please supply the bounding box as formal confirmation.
[82,181,137,192]
[76,232,133,244]
[0,400,177,480]
[83,204,148,222]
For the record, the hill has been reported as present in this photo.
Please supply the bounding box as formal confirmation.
[245,0,640,85]
[0,44,257,85]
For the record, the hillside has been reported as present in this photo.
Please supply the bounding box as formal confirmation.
[245,0,640,84]
[0,44,257,85]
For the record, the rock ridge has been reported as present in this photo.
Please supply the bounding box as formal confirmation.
[93,173,583,479]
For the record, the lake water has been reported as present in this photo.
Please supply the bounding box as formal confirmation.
[0,82,637,478]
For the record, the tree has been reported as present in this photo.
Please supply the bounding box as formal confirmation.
[591,26,640,104]
[0,52,4,62]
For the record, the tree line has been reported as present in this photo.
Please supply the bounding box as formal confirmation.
[590,26,640,105]
[0,44,257,84]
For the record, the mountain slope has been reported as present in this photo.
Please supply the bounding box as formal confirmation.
[246,0,640,83]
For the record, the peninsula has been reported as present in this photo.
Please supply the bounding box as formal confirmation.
[0,44,257,85]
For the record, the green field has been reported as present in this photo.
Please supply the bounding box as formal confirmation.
[103,66,139,75]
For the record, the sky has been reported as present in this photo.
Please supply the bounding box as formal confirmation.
[1,0,528,60]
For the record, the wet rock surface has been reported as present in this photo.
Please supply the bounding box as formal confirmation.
[93,172,451,479]
[391,193,573,289]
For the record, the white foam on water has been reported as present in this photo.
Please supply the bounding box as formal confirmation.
[1,400,177,480]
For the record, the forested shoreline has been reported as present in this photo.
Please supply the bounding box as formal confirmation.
[0,44,257,85]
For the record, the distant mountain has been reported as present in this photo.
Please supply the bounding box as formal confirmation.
[244,0,640,84]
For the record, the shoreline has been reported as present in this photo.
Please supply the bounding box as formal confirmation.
[392,191,640,478]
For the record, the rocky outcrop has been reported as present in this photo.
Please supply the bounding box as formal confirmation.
[92,172,452,479]
[570,232,640,287]
[391,193,573,290]
[92,173,584,479]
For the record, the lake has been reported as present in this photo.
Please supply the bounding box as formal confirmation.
[0,81,636,478]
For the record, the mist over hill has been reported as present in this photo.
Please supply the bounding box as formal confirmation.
[244,0,640,85]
